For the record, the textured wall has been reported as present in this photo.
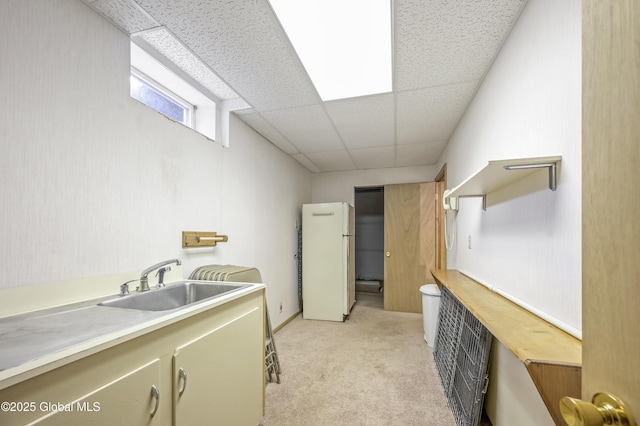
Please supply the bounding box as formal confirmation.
[437,0,581,424]
[311,165,438,204]
[0,0,310,327]
[438,0,581,336]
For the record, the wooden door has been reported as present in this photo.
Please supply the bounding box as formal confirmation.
[581,0,639,417]
[384,182,437,313]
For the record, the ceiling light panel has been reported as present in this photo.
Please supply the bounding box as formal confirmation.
[269,0,392,101]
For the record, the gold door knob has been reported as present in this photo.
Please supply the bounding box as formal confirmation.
[560,392,636,426]
[386,252,390,257]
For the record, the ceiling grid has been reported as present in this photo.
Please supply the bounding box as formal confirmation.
[84,0,528,172]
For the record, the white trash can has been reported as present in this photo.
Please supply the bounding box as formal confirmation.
[420,284,441,347]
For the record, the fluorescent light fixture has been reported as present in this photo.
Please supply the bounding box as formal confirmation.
[269,0,392,101]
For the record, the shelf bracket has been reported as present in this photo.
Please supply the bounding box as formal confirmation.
[458,195,487,211]
[503,162,558,191]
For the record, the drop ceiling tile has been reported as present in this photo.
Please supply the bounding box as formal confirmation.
[234,110,299,155]
[325,94,395,149]
[261,105,344,153]
[139,28,238,100]
[396,141,447,167]
[88,0,529,172]
[304,150,356,172]
[292,154,322,172]
[134,0,319,111]
[91,0,159,34]
[396,81,477,145]
[349,146,395,170]
[395,0,526,90]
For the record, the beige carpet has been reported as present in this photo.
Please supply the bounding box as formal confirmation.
[262,292,456,425]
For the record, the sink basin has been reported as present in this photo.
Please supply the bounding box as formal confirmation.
[98,281,251,311]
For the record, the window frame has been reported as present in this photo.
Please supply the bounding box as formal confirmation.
[130,67,196,128]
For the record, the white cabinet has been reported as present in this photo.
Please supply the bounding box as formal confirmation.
[173,308,263,425]
[0,290,264,426]
[31,359,162,425]
[0,356,164,426]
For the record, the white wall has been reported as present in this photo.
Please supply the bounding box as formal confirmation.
[437,0,581,424]
[439,0,581,334]
[312,165,438,204]
[0,0,311,327]
[485,340,554,426]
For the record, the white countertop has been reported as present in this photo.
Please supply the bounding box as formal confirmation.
[0,280,265,390]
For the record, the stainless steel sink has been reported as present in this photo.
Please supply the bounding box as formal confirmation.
[98,281,251,311]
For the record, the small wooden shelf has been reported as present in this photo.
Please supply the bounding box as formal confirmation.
[431,269,580,425]
[446,156,561,210]
[182,231,228,248]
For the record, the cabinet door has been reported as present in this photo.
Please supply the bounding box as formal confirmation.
[31,358,162,426]
[173,307,263,426]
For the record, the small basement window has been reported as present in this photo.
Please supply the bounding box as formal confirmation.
[130,70,193,126]
[130,42,216,142]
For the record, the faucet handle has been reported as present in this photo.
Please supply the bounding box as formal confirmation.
[120,283,130,295]
[120,279,139,296]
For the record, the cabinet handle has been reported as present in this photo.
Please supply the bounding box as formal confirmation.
[150,384,160,418]
[178,367,188,396]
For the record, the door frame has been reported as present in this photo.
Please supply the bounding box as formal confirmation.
[582,0,639,412]
[435,164,448,271]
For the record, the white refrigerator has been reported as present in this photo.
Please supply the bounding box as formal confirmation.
[302,202,355,322]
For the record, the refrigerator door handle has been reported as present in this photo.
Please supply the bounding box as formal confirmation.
[312,212,335,216]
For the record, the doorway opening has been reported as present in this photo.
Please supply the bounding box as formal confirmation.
[354,186,385,296]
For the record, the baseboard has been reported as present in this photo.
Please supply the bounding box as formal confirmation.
[273,311,300,333]
[356,280,382,293]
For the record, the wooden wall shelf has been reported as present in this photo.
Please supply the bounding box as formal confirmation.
[430,269,581,425]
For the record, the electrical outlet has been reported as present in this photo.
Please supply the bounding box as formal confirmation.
[279,302,283,313]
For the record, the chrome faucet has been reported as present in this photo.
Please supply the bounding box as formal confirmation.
[139,259,181,292]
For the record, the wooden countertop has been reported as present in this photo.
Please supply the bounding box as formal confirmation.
[430,269,581,425]
[431,269,581,365]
